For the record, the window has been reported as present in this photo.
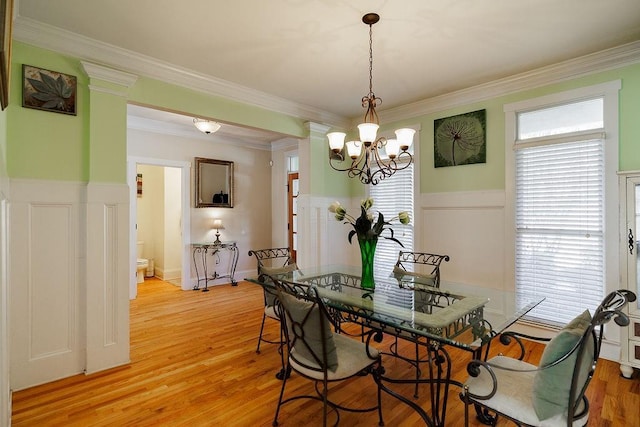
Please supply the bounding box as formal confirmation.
[369,163,414,277]
[506,82,620,326]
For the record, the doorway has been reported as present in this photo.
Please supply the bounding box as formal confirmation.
[127,157,191,299]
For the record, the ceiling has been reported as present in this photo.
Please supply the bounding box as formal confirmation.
[16,0,640,143]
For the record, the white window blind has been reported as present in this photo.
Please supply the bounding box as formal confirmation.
[369,164,414,278]
[515,137,605,325]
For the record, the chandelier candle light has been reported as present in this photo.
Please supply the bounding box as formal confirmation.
[327,13,415,185]
[329,198,410,289]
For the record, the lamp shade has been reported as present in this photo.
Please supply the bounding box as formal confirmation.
[395,128,415,151]
[327,132,346,153]
[194,118,221,134]
[346,141,362,159]
[358,123,379,143]
[385,138,400,159]
[212,219,225,230]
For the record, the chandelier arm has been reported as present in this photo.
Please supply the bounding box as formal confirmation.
[329,154,362,173]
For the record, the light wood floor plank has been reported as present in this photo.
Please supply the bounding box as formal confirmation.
[11,278,640,426]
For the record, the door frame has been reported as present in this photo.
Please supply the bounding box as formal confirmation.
[287,172,299,262]
[127,156,191,299]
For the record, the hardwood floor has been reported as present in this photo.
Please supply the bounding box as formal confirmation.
[12,278,640,426]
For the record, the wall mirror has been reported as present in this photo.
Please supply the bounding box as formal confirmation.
[195,157,234,208]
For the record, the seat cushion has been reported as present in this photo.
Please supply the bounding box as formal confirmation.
[291,333,379,381]
[464,355,588,427]
[532,310,593,420]
[278,291,338,371]
[261,263,298,276]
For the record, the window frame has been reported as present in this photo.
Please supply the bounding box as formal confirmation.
[504,81,620,324]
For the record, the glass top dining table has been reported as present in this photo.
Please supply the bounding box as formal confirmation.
[247,264,544,352]
[247,264,544,426]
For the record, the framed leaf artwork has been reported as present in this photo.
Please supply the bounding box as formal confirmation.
[22,64,77,115]
[434,109,486,167]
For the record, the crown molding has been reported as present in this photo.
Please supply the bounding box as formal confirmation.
[13,16,349,129]
[80,61,138,87]
[14,16,640,129]
[380,40,640,123]
[271,137,300,151]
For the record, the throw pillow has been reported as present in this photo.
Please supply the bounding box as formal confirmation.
[532,309,594,420]
[261,263,298,306]
[278,291,338,372]
[393,265,436,287]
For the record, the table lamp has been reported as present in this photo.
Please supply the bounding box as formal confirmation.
[212,219,225,244]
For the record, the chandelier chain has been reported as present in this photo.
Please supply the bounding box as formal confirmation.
[368,23,374,96]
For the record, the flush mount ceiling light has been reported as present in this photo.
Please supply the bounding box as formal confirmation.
[327,13,415,185]
[193,118,221,134]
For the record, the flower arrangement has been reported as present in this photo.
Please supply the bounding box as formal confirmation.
[328,198,410,289]
[328,197,410,245]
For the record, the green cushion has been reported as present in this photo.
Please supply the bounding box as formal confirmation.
[393,265,436,287]
[278,291,338,372]
[261,263,298,306]
[532,310,593,420]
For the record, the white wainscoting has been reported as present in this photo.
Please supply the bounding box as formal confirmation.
[9,180,130,390]
[0,192,10,426]
[418,190,508,290]
[85,183,130,374]
[9,180,84,389]
[297,195,357,269]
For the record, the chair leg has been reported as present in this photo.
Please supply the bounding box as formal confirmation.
[376,364,384,426]
[414,341,420,398]
[256,312,267,354]
[322,379,329,427]
[272,361,289,426]
[463,385,470,426]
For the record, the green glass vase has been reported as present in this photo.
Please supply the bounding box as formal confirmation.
[358,236,377,290]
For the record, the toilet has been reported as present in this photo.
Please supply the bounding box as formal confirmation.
[137,241,149,284]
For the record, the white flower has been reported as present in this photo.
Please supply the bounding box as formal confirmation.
[398,211,410,224]
[361,197,374,210]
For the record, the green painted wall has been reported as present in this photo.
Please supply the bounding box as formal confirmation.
[0,107,7,181]
[380,62,640,195]
[309,131,352,197]
[8,42,88,181]
[7,42,640,192]
[86,84,128,182]
[6,42,309,182]
[129,78,307,139]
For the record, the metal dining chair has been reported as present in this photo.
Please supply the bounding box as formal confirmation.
[391,250,451,398]
[461,289,636,427]
[270,276,384,426]
[248,247,298,354]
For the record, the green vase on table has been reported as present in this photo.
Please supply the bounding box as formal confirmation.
[358,236,377,290]
[328,197,410,292]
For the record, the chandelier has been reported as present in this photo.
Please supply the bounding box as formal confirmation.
[327,13,415,185]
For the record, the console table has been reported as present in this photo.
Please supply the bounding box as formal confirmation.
[192,241,239,291]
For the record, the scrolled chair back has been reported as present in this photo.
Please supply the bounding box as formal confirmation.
[272,280,338,373]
